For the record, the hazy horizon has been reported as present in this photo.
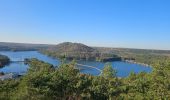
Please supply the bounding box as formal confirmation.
[0,0,170,50]
[0,41,170,51]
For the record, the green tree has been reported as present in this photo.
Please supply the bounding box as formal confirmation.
[101,63,117,78]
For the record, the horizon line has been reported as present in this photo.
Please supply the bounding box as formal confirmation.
[0,41,170,51]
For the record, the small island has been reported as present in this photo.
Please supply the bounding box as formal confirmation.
[0,54,10,67]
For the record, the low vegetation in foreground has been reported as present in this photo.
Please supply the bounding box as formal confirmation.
[0,58,170,100]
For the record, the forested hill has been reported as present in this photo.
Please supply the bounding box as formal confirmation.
[0,42,52,51]
[41,42,121,61]
[47,42,96,52]
[41,42,98,60]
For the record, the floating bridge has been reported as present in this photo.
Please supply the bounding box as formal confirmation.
[76,63,102,73]
[11,59,103,74]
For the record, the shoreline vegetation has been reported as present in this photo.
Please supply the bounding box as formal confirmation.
[41,50,122,62]
[123,60,150,67]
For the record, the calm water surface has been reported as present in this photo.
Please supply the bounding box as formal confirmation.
[0,51,152,77]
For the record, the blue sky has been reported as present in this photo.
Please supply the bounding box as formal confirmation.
[0,0,170,50]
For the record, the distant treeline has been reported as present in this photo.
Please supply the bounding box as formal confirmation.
[95,47,170,65]
[0,42,51,51]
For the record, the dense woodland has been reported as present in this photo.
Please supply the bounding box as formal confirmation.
[0,58,170,100]
[41,42,122,62]
[95,47,170,65]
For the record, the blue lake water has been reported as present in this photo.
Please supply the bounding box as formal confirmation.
[0,51,152,77]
